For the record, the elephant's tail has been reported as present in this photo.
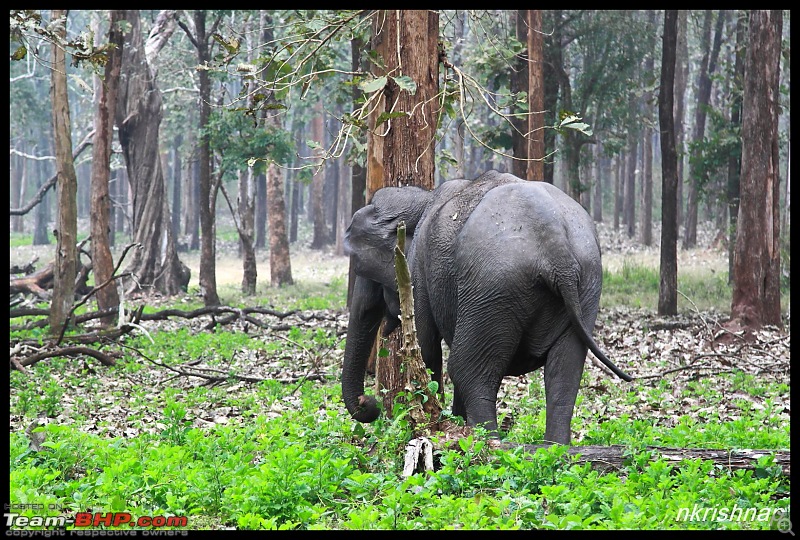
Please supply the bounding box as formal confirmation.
[560,279,633,382]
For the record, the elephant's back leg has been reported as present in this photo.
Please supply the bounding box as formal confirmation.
[446,297,523,435]
[542,330,587,445]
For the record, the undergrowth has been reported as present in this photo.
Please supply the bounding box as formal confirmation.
[8,267,791,530]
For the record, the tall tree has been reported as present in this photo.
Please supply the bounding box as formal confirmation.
[364,9,440,416]
[347,30,368,307]
[90,9,124,324]
[49,9,78,336]
[683,10,725,249]
[116,10,189,295]
[527,10,545,181]
[730,10,783,330]
[658,10,679,316]
[640,10,657,246]
[309,99,328,249]
[180,10,222,306]
[674,10,689,227]
[261,11,293,286]
[726,11,747,282]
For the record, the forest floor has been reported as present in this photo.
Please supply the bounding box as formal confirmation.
[9,219,790,444]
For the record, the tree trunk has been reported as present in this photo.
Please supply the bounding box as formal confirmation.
[348,32,369,307]
[116,10,189,296]
[261,12,293,287]
[239,168,257,295]
[310,100,327,249]
[625,131,638,239]
[542,10,562,184]
[266,162,293,286]
[366,9,439,417]
[193,10,220,306]
[593,145,603,222]
[33,141,51,246]
[527,10,545,181]
[674,10,688,228]
[510,10,529,179]
[613,155,621,231]
[726,11,746,283]
[255,172,267,249]
[683,10,725,249]
[730,10,783,330]
[335,157,350,256]
[171,134,183,243]
[658,10,680,316]
[89,9,124,324]
[49,9,78,337]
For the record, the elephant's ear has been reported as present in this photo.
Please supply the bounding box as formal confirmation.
[344,186,431,288]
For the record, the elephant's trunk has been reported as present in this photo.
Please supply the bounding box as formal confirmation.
[342,276,384,423]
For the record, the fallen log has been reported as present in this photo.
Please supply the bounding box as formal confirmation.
[495,441,791,476]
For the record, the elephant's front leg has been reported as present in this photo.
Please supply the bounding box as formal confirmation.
[414,291,444,401]
[543,331,587,445]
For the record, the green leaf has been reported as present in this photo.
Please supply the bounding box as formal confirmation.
[391,75,417,95]
[359,75,387,94]
[378,347,390,358]
[10,45,27,61]
[375,111,407,126]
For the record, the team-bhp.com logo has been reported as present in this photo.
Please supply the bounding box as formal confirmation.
[5,512,188,529]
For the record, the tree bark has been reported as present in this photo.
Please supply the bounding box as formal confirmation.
[191,10,220,306]
[625,95,638,239]
[510,10,529,179]
[49,9,79,337]
[310,100,327,249]
[683,10,725,249]
[347,32,368,307]
[89,9,124,324]
[366,9,439,417]
[116,10,189,296]
[730,10,783,330]
[674,10,689,228]
[658,10,680,316]
[527,10,545,182]
[726,12,746,283]
[171,134,182,243]
[260,12,293,287]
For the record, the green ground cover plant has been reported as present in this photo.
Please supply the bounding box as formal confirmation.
[8,263,790,530]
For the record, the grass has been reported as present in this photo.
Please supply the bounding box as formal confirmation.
[8,256,791,530]
[601,258,790,313]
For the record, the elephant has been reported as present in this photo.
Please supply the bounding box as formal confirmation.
[342,170,632,445]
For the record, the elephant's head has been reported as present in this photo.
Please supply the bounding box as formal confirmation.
[341,186,432,423]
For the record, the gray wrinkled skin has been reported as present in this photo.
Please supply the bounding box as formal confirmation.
[342,170,631,444]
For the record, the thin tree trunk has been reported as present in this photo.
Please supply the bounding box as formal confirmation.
[730,10,783,330]
[675,10,688,228]
[511,10,529,179]
[593,144,603,222]
[683,10,725,249]
[613,156,621,231]
[658,10,679,316]
[260,11,293,286]
[33,140,51,246]
[726,11,746,283]
[192,10,220,306]
[625,106,638,239]
[171,134,183,243]
[89,9,124,324]
[310,100,327,249]
[335,157,349,256]
[527,9,545,181]
[49,9,78,336]
[255,172,267,249]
